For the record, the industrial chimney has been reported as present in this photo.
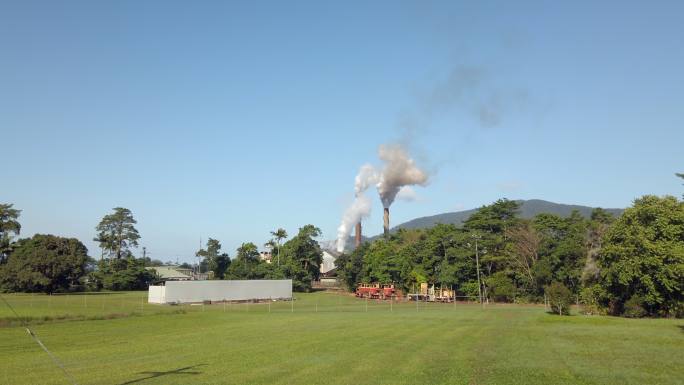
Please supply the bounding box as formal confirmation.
[383,208,390,238]
[355,222,362,248]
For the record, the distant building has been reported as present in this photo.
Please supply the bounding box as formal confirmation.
[259,251,273,263]
[318,250,339,287]
[146,266,191,281]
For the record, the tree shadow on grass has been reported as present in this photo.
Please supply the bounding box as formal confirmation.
[677,325,684,334]
[118,364,206,385]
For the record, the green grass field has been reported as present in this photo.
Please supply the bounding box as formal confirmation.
[1,291,682,385]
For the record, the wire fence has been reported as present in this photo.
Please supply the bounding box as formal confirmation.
[0,291,489,327]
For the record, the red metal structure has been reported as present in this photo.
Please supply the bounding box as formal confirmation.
[356,283,396,299]
[355,283,381,298]
[381,284,396,299]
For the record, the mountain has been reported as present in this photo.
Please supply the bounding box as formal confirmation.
[392,199,623,231]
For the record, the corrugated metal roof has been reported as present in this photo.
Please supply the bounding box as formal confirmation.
[146,266,191,280]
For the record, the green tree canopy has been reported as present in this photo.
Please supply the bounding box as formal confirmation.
[596,195,684,317]
[196,238,231,279]
[270,228,288,266]
[90,257,155,291]
[0,203,21,261]
[0,234,90,293]
[95,207,141,259]
[280,225,323,291]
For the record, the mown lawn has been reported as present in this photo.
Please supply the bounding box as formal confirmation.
[0,291,682,385]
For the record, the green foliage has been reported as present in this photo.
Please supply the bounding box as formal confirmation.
[0,234,89,293]
[225,242,261,279]
[623,295,647,318]
[579,285,607,315]
[196,238,231,279]
[487,271,517,302]
[545,282,573,315]
[279,225,323,291]
[596,195,684,317]
[94,207,141,259]
[459,281,480,298]
[0,203,21,261]
[90,257,156,291]
[335,242,367,291]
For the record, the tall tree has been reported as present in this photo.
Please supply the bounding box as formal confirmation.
[196,238,230,279]
[0,203,21,262]
[95,208,140,259]
[0,234,89,293]
[270,228,288,266]
[505,221,541,291]
[582,208,615,285]
[596,195,684,317]
[281,225,323,291]
[225,242,261,279]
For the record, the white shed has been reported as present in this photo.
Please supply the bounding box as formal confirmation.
[148,279,292,304]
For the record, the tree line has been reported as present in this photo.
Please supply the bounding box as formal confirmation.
[0,205,324,293]
[336,194,683,318]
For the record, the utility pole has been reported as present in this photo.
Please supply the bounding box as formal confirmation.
[197,237,203,279]
[472,234,483,308]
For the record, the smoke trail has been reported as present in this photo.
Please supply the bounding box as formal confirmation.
[336,195,372,252]
[354,164,379,195]
[376,144,429,208]
[336,165,379,252]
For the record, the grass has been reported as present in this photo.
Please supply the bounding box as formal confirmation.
[0,291,682,385]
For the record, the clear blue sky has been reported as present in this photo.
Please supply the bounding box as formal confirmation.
[2,1,683,263]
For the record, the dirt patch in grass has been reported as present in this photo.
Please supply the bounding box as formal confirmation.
[0,309,186,328]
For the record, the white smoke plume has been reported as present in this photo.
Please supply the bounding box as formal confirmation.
[354,164,379,195]
[396,186,418,202]
[376,144,429,208]
[336,165,379,253]
[335,194,372,253]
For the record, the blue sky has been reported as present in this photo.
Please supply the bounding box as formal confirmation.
[2,1,683,262]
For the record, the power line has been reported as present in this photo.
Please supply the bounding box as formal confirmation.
[0,293,79,385]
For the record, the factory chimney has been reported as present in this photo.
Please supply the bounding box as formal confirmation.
[355,222,362,248]
[383,208,390,238]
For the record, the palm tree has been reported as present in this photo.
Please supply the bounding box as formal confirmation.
[270,228,288,266]
[0,203,21,262]
[264,239,277,263]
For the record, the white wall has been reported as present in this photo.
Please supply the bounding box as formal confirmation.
[148,285,166,304]
[148,280,292,304]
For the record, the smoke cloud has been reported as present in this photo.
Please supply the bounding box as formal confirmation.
[335,144,428,252]
[354,164,379,196]
[336,195,372,253]
[336,164,379,252]
[376,144,429,208]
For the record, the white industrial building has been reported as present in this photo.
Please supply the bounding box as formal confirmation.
[148,279,292,304]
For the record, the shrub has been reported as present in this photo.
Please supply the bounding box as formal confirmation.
[487,272,516,302]
[459,281,481,301]
[545,282,573,315]
[623,295,647,318]
[580,285,607,315]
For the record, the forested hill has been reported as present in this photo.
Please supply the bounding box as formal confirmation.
[326,199,625,250]
[393,199,623,231]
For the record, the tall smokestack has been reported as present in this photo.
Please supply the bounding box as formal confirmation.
[383,208,390,238]
[355,222,362,248]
